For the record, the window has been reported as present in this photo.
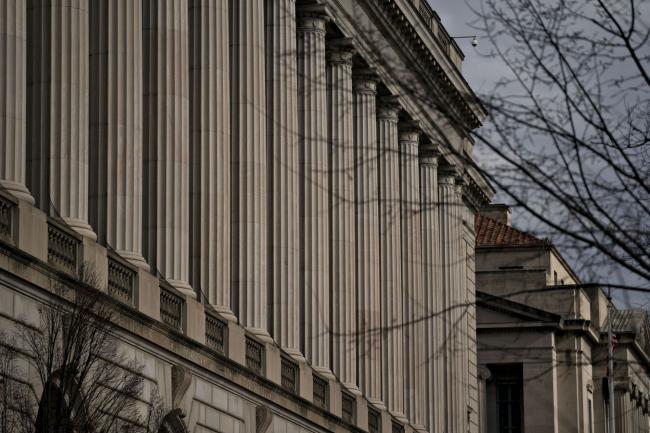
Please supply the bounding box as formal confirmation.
[281,357,298,394]
[588,399,593,433]
[341,391,355,423]
[368,408,381,433]
[245,336,264,375]
[492,364,523,433]
[205,314,226,354]
[554,271,558,285]
[392,421,405,433]
[313,374,329,409]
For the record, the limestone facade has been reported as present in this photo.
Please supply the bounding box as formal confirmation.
[0,0,493,432]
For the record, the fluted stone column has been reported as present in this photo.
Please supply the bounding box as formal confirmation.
[189,0,232,316]
[27,0,95,239]
[420,149,444,433]
[1,0,33,204]
[142,0,192,296]
[327,38,358,392]
[399,122,426,430]
[266,0,301,355]
[89,0,146,268]
[456,179,471,433]
[354,71,383,408]
[377,96,405,420]
[439,167,463,433]
[297,7,331,376]
[230,0,270,339]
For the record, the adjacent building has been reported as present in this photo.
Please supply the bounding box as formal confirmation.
[476,205,650,433]
[0,1,493,433]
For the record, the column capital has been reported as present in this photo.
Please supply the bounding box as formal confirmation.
[297,4,329,32]
[419,143,441,165]
[438,165,459,184]
[377,95,401,121]
[353,68,379,94]
[398,120,420,144]
[327,38,355,66]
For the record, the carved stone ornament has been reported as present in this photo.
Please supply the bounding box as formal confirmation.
[256,405,273,433]
[171,364,192,411]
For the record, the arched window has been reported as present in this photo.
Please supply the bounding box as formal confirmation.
[35,370,86,433]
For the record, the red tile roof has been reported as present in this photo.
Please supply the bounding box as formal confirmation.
[475,214,549,247]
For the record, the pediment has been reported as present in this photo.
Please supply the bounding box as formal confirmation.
[477,291,562,327]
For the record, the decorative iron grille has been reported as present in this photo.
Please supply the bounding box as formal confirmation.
[160,286,183,330]
[342,392,355,423]
[47,222,80,274]
[368,408,381,433]
[313,375,329,410]
[107,256,135,304]
[280,357,298,394]
[245,337,264,375]
[205,314,226,354]
[0,193,15,242]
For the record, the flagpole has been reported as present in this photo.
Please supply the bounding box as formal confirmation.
[608,286,615,433]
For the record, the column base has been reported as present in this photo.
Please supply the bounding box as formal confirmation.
[168,278,196,299]
[412,425,427,433]
[247,327,274,344]
[0,180,35,206]
[312,365,336,381]
[342,382,363,396]
[116,250,150,272]
[390,411,409,424]
[62,217,97,241]
[284,347,306,363]
[367,397,387,411]
[210,305,238,322]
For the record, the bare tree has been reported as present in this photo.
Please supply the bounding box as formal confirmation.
[465,0,650,289]
[0,266,164,433]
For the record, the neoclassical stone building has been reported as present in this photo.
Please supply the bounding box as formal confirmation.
[0,0,493,432]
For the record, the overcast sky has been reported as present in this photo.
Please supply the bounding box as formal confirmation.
[428,0,507,93]
[429,0,649,306]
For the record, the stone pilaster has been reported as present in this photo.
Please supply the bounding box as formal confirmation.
[189,0,232,316]
[439,167,463,433]
[230,0,270,340]
[327,38,358,392]
[142,0,192,296]
[27,0,95,239]
[266,0,301,355]
[398,122,426,430]
[354,70,383,408]
[297,6,331,376]
[89,0,147,268]
[1,0,33,204]
[377,96,405,420]
[420,149,444,433]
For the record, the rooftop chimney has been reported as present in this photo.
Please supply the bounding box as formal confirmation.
[479,204,512,226]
